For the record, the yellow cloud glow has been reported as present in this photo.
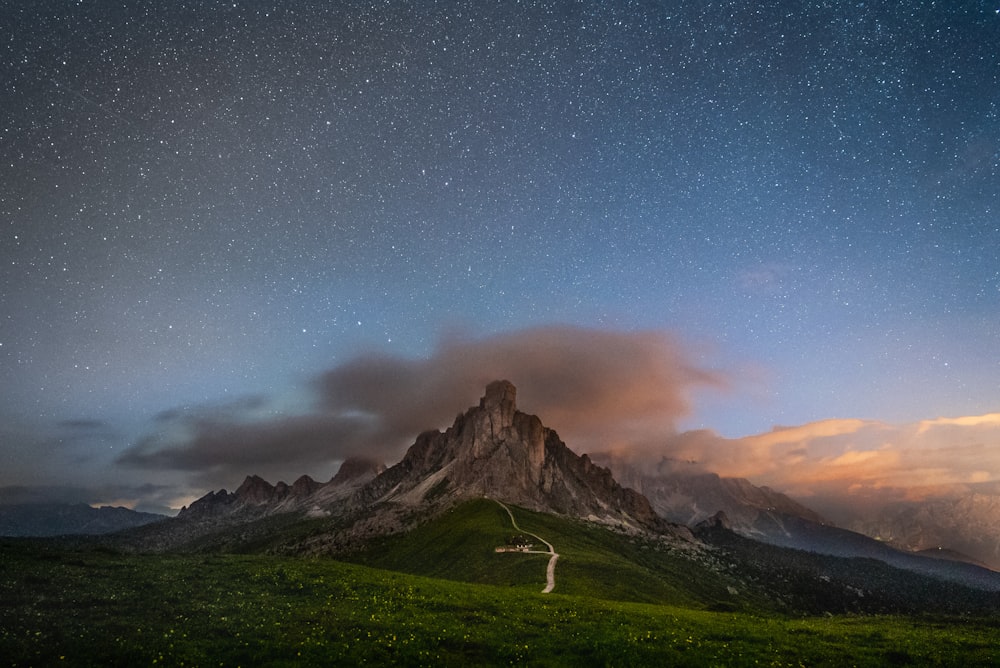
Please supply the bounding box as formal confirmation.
[825,449,882,467]
[743,418,871,448]
[916,413,1000,434]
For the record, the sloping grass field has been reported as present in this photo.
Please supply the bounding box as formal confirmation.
[1,500,998,666]
[349,498,750,609]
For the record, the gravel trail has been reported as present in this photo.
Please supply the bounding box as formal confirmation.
[492,498,559,594]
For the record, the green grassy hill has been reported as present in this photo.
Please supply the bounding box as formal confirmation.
[2,538,997,666]
[347,498,552,589]
[111,497,1000,618]
[343,499,1000,616]
[347,498,752,610]
[156,497,998,617]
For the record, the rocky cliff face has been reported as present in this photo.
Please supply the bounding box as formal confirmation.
[356,380,662,530]
[179,456,385,520]
[845,491,1000,571]
[594,454,826,537]
[155,381,682,552]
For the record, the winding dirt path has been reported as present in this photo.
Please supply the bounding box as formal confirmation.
[491,498,559,594]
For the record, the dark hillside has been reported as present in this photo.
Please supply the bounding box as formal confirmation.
[0,503,164,537]
[346,499,1000,615]
[695,520,1000,616]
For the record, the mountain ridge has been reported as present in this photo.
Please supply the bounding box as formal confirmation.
[116,381,1000,595]
[348,380,665,531]
[177,456,386,521]
[0,502,164,537]
[594,454,827,532]
[843,491,1000,571]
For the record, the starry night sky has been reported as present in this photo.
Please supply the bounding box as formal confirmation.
[3,1,999,511]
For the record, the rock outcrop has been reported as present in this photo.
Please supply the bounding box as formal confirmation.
[330,456,386,486]
[843,490,1000,571]
[159,381,679,550]
[594,454,827,537]
[356,380,662,530]
[178,457,385,520]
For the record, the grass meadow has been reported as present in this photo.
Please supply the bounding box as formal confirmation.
[2,500,998,666]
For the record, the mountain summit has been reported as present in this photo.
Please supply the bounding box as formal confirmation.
[152,381,666,553]
[356,380,662,530]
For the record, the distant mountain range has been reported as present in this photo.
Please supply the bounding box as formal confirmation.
[592,453,1000,591]
[838,487,1000,571]
[593,454,827,535]
[0,503,164,537]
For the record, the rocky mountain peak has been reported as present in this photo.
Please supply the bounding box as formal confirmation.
[480,379,517,427]
[593,453,827,536]
[697,510,732,531]
[291,475,319,497]
[330,456,386,485]
[235,475,275,505]
[454,380,545,476]
[358,381,663,531]
[173,382,671,539]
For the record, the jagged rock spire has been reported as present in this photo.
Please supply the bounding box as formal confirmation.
[480,379,517,428]
[179,381,664,534]
[358,380,662,530]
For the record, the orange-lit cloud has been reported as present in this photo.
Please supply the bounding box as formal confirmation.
[663,412,1000,505]
[916,413,1000,433]
[120,325,725,490]
[745,419,871,448]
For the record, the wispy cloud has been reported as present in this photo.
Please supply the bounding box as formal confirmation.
[56,419,111,430]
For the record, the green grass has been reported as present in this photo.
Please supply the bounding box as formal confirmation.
[347,498,551,590]
[346,498,757,609]
[1,540,998,666]
[510,503,746,607]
